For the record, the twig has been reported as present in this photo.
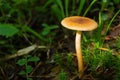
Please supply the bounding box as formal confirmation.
[29,62,43,76]
[0,66,6,79]
[0,44,47,61]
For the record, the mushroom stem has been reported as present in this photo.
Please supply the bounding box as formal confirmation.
[75,31,84,74]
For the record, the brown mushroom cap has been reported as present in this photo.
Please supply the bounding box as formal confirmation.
[61,16,98,31]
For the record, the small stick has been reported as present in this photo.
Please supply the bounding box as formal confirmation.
[0,45,47,61]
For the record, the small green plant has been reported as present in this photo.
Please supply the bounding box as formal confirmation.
[41,23,58,36]
[17,55,40,80]
[66,53,75,70]
[59,70,67,80]
[115,56,120,80]
[21,24,59,43]
[83,39,114,70]
[54,53,63,66]
[41,23,59,43]
[54,53,75,70]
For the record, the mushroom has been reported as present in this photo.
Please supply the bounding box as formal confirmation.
[61,16,98,76]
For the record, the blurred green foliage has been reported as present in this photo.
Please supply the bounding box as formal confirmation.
[0,0,120,80]
[0,24,19,37]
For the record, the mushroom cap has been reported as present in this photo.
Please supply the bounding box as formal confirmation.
[61,16,98,31]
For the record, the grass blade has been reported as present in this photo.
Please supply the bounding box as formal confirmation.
[55,0,65,18]
[65,0,69,16]
[77,0,86,15]
[83,0,97,16]
[105,10,120,35]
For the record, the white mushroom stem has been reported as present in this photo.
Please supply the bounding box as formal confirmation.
[75,31,84,73]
